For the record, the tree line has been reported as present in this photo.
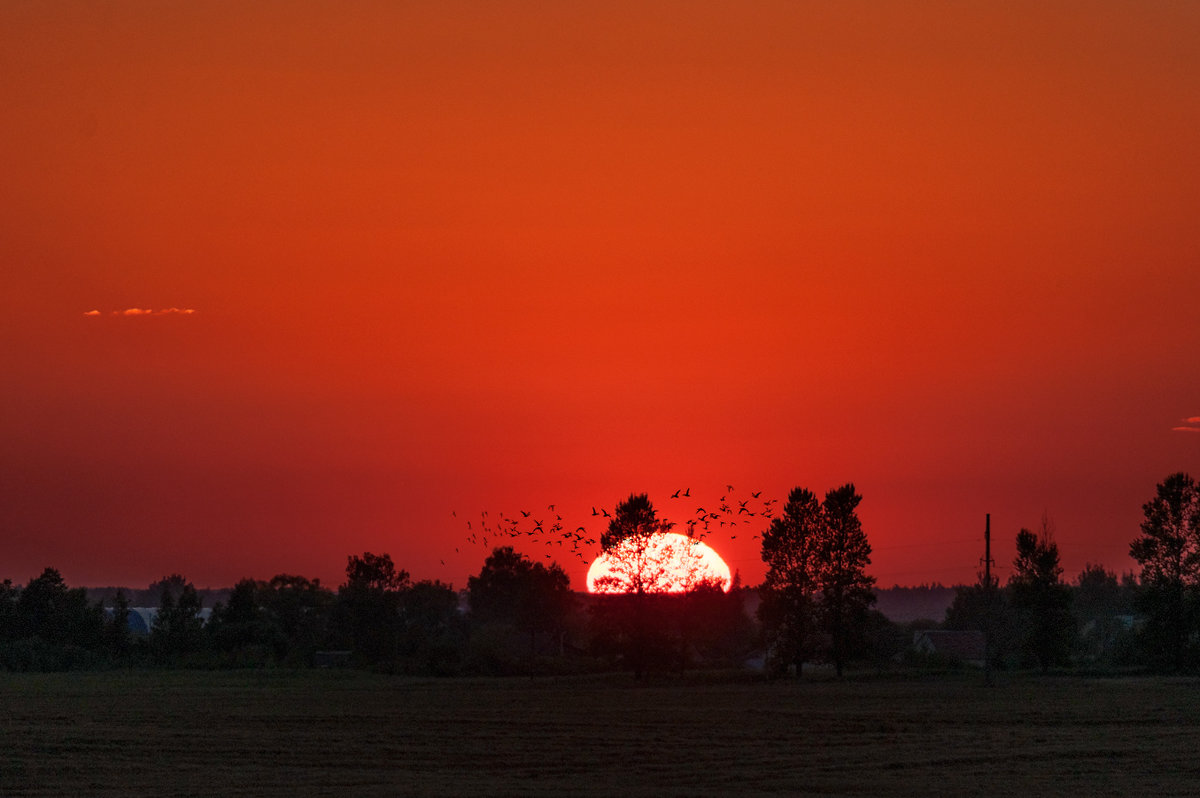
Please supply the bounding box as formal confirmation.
[0,473,1196,675]
[942,472,1200,673]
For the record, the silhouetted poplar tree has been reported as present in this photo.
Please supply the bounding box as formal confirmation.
[819,484,876,678]
[1129,472,1200,671]
[759,484,876,677]
[758,487,824,676]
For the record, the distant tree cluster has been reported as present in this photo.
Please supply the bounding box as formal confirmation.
[3,474,1197,676]
[940,474,1199,673]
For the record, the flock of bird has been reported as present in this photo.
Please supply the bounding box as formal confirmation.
[446,486,781,568]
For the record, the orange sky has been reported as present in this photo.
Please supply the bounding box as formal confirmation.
[3,1,1198,591]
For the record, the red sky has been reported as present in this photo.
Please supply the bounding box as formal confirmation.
[3,1,1198,591]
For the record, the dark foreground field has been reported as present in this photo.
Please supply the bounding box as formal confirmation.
[1,670,1197,797]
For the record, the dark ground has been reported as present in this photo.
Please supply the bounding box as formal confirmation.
[1,669,1197,797]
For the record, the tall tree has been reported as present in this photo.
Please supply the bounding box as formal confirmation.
[337,552,410,663]
[15,567,104,651]
[259,574,335,664]
[108,589,133,661]
[400,579,463,672]
[595,494,682,677]
[818,484,876,677]
[759,484,876,678]
[1008,519,1072,671]
[469,546,573,667]
[207,578,283,663]
[0,579,17,642]
[1129,472,1200,671]
[1074,564,1135,666]
[597,493,682,595]
[150,577,206,663]
[758,487,824,676]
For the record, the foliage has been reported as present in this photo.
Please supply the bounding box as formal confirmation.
[758,487,824,675]
[335,552,411,664]
[468,546,573,666]
[943,575,1016,668]
[595,493,688,595]
[758,484,876,677]
[399,579,464,674]
[259,574,335,665]
[151,576,206,664]
[1129,472,1200,671]
[1008,521,1073,671]
[207,578,282,666]
[108,589,132,661]
[1072,564,1138,667]
[818,484,876,677]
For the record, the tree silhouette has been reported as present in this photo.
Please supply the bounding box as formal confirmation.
[259,574,335,665]
[337,552,410,664]
[759,484,875,677]
[595,494,700,677]
[944,573,1015,668]
[1008,520,1072,671]
[468,546,573,669]
[596,494,683,595]
[207,578,283,664]
[108,589,132,661]
[400,580,463,673]
[758,487,824,676]
[14,567,104,652]
[151,576,205,663]
[1129,472,1200,671]
[818,484,876,677]
[1074,564,1136,666]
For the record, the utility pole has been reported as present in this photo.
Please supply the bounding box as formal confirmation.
[983,513,994,687]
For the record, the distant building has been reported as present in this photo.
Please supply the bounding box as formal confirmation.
[912,630,986,667]
[104,607,212,635]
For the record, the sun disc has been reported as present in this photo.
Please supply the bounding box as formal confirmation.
[586,532,732,593]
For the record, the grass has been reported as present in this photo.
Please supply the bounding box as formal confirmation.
[1,669,1198,796]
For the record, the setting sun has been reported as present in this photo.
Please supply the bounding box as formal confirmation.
[586,532,732,594]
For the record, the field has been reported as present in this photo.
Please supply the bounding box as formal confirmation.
[1,670,1198,797]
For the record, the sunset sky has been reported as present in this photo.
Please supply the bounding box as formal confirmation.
[3,1,1198,592]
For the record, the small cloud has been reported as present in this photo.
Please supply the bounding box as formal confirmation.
[1173,416,1200,433]
[85,307,198,317]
